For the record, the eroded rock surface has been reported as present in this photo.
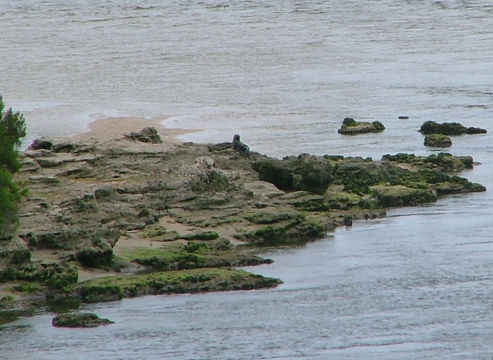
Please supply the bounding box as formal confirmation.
[0,128,486,317]
[52,312,113,328]
[338,117,385,135]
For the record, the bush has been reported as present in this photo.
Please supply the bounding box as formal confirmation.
[0,96,27,237]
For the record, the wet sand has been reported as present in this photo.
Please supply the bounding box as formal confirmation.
[73,115,195,143]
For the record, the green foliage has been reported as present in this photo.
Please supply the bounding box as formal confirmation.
[0,96,27,237]
[0,169,23,234]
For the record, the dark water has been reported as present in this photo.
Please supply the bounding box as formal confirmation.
[1,1,493,359]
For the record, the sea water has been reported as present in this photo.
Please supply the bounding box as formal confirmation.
[1,1,493,359]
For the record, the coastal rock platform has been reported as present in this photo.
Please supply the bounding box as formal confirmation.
[0,128,486,321]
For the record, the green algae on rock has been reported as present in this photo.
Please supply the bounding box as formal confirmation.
[419,121,487,135]
[119,241,271,271]
[338,117,385,135]
[0,128,486,320]
[52,312,114,328]
[424,134,452,148]
[71,268,282,303]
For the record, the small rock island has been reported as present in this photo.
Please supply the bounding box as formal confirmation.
[419,121,487,136]
[424,134,452,148]
[338,117,385,135]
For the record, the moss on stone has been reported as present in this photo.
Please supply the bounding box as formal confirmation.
[238,217,325,245]
[120,241,271,271]
[424,134,452,147]
[72,268,281,303]
[370,185,437,207]
[52,312,114,328]
[12,282,41,293]
[325,192,362,210]
[181,231,219,241]
[244,211,301,225]
[338,118,385,135]
[253,154,333,194]
[420,121,486,135]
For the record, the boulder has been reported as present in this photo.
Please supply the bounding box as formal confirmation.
[253,154,333,194]
[124,127,162,143]
[52,312,114,328]
[28,139,53,151]
[370,185,437,207]
[424,134,452,147]
[419,121,486,135]
[338,118,385,135]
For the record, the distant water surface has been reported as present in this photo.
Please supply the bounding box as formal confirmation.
[1,1,493,359]
[0,0,492,157]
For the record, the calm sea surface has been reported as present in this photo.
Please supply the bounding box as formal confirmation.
[1,0,493,359]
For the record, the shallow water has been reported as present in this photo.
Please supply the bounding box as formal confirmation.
[1,0,493,359]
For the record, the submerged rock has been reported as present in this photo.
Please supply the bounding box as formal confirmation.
[52,312,114,328]
[338,117,385,135]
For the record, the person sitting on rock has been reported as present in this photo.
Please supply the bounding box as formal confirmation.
[232,134,250,156]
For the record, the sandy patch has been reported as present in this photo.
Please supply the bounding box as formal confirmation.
[73,115,197,143]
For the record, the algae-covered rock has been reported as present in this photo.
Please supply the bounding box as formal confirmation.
[0,262,78,290]
[76,246,114,269]
[419,121,486,135]
[238,217,326,245]
[124,127,162,143]
[253,154,333,194]
[120,242,271,271]
[424,134,452,147]
[432,179,486,196]
[333,160,404,194]
[325,192,362,210]
[1,129,486,321]
[52,312,114,328]
[72,268,281,303]
[382,152,473,172]
[424,153,473,172]
[338,118,385,135]
[370,185,437,207]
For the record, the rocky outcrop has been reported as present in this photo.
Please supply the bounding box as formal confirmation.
[52,312,114,328]
[0,128,486,322]
[124,127,162,143]
[72,269,282,303]
[253,154,333,194]
[338,117,385,135]
[424,134,452,147]
[419,121,487,135]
